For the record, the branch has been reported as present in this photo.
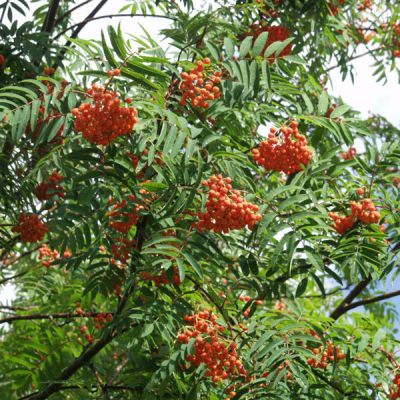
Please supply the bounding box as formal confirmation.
[339,289,400,314]
[107,357,128,386]
[53,13,177,41]
[89,363,109,400]
[324,46,384,74]
[23,333,115,400]
[54,0,95,26]
[42,0,61,33]
[0,311,112,326]
[22,211,149,399]
[311,366,352,396]
[54,0,109,67]
[0,245,41,268]
[0,264,41,286]
[329,276,372,320]
[380,347,400,369]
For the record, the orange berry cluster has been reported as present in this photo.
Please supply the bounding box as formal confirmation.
[110,237,136,266]
[341,147,357,160]
[37,244,71,268]
[350,199,380,224]
[306,331,345,369]
[239,295,263,318]
[392,23,400,58]
[246,24,291,63]
[179,58,222,109]
[178,310,247,383]
[34,171,65,201]
[252,121,313,175]
[141,266,181,286]
[12,213,48,243]
[275,300,286,310]
[75,303,113,343]
[107,68,121,77]
[196,175,262,233]
[329,0,345,16]
[328,213,355,235]
[358,0,372,11]
[92,312,113,329]
[390,373,400,400]
[112,282,122,296]
[328,198,380,234]
[107,195,144,234]
[38,244,59,268]
[72,84,138,145]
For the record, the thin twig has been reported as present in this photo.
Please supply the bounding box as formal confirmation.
[54,0,95,26]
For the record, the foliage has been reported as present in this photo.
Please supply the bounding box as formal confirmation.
[0,1,399,399]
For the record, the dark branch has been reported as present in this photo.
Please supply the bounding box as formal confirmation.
[339,289,400,314]
[329,276,372,320]
[0,311,112,325]
[22,334,115,400]
[42,0,61,33]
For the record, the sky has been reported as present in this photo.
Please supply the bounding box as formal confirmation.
[1,1,399,326]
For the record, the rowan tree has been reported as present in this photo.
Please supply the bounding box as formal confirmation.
[0,0,399,399]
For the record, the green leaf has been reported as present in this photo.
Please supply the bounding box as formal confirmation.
[295,278,308,297]
[108,25,127,59]
[224,37,235,58]
[283,55,306,65]
[253,31,269,56]
[330,104,350,118]
[126,59,169,80]
[140,181,167,192]
[101,31,118,68]
[182,251,203,279]
[176,258,186,282]
[121,67,160,90]
[141,323,154,338]
[372,328,386,350]
[317,91,329,115]
[206,41,220,62]
[239,36,253,58]
[261,59,271,89]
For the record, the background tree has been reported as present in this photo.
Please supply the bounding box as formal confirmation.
[0,0,399,399]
